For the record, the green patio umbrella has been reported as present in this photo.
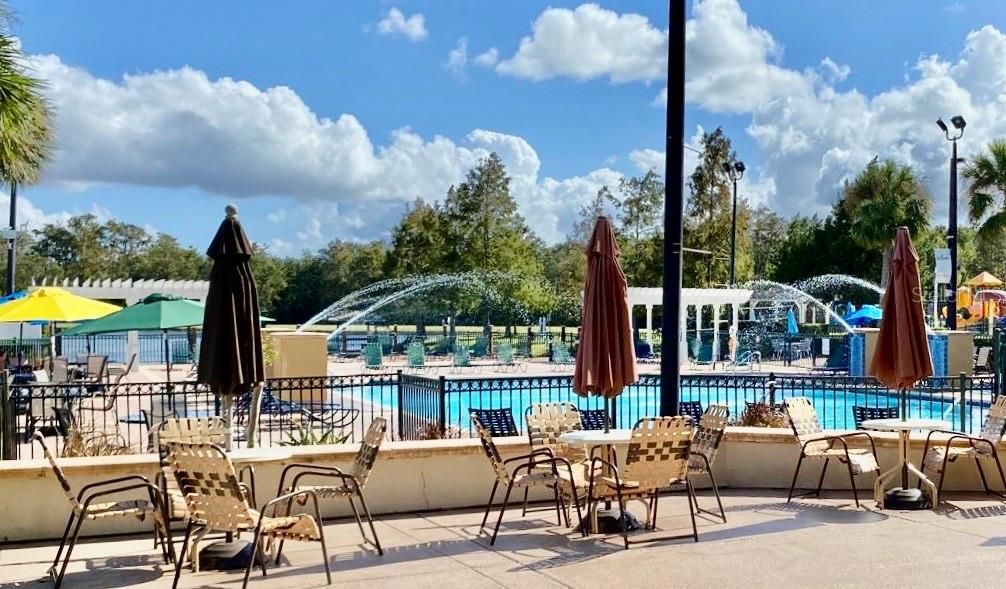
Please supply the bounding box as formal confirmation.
[64,293,204,384]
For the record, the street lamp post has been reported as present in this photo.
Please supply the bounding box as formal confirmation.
[722,161,745,286]
[937,115,966,330]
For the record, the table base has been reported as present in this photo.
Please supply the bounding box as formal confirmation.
[882,488,929,510]
[198,540,264,571]
[578,509,643,535]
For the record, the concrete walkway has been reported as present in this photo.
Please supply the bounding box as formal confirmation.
[4,490,1006,588]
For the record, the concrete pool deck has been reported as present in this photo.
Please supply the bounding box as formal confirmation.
[4,490,1006,588]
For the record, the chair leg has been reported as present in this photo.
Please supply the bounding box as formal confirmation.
[54,510,87,589]
[615,486,629,550]
[243,523,265,589]
[346,495,368,545]
[815,458,830,497]
[686,481,699,542]
[845,460,860,508]
[49,511,77,577]
[707,469,726,522]
[310,496,333,586]
[521,487,530,517]
[992,451,1006,494]
[551,483,563,526]
[172,522,195,589]
[787,454,805,503]
[975,455,992,494]
[490,479,517,546]
[356,490,384,556]
[479,480,500,533]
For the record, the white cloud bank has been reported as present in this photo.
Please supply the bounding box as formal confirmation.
[376,8,428,42]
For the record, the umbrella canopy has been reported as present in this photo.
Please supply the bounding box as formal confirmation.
[0,287,120,322]
[843,304,882,326]
[870,227,933,390]
[573,216,637,400]
[974,289,1006,302]
[0,290,26,304]
[63,293,204,335]
[965,271,1003,288]
[198,206,264,397]
[786,309,799,334]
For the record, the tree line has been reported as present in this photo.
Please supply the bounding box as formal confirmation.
[10,128,1006,326]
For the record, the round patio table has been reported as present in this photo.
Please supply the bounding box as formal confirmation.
[558,429,640,533]
[861,418,949,510]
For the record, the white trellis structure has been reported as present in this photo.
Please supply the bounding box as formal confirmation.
[30,278,210,305]
[628,287,754,364]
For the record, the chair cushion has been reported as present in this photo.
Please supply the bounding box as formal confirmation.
[817,448,879,475]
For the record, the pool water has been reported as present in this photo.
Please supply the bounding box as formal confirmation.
[343,379,990,435]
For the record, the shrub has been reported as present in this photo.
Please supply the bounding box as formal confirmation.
[739,402,787,428]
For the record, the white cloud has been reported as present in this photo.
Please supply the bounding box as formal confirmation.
[376,8,427,41]
[474,48,499,68]
[629,148,664,174]
[496,3,665,83]
[944,2,966,14]
[266,208,286,223]
[444,37,468,77]
[268,238,293,256]
[296,216,323,244]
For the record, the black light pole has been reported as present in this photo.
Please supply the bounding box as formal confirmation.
[660,0,686,417]
[937,115,966,330]
[5,182,16,296]
[722,160,745,286]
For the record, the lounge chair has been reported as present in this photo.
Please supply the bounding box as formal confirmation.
[471,412,584,545]
[579,409,610,431]
[678,401,704,423]
[469,407,519,437]
[406,341,426,372]
[363,341,383,370]
[453,346,472,371]
[585,416,698,548]
[851,405,899,429]
[496,343,520,372]
[974,346,992,373]
[276,417,388,557]
[165,441,331,588]
[36,432,167,588]
[688,404,730,522]
[920,395,1006,504]
[784,397,880,508]
[550,342,573,371]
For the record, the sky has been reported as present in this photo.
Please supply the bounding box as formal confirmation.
[8,0,1006,257]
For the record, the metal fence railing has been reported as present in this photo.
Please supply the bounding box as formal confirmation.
[329,331,578,359]
[0,370,996,459]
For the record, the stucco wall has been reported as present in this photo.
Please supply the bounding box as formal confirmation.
[1,428,1000,542]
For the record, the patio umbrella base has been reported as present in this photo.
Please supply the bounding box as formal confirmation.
[884,488,929,510]
[576,509,643,534]
[198,540,264,570]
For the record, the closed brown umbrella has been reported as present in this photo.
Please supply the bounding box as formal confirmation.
[199,205,265,447]
[573,216,638,431]
[869,226,932,507]
[870,226,933,395]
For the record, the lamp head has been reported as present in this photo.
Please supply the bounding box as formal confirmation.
[936,118,948,133]
[734,161,746,174]
[951,115,967,130]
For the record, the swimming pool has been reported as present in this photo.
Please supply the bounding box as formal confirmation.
[341,373,994,438]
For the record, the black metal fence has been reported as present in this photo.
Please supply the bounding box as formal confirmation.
[329,330,578,359]
[0,373,397,460]
[1,369,997,459]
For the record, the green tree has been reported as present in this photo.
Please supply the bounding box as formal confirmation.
[964,139,1006,243]
[386,199,443,277]
[616,172,664,287]
[748,207,786,279]
[842,158,931,285]
[132,233,208,280]
[571,185,619,245]
[250,245,288,316]
[683,128,750,286]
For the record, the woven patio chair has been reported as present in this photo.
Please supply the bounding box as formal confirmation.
[35,432,167,589]
[851,405,899,429]
[688,404,729,522]
[579,409,610,431]
[165,441,331,589]
[920,395,1006,503]
[785,397,879,508]
[585,416,698,549]
[472,412,585,545]
[276,417,388,557]
[406,341,426,371]
[154,417,236,560]
[524,403,591,519]
[678,401,704,423]
[469,407,519,437]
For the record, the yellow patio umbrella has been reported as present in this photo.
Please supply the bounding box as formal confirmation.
[965,271,1003,289]
[0,287,120,322]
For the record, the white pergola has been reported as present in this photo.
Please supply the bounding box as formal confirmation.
[628,287,754,364]
[30,278,210,305]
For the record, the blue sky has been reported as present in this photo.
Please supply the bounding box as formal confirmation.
[9,0,1006,256]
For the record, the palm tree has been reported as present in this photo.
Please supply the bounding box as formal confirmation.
[843,158,931,286]
[0,7,54,294]
[964,139,1006,242]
